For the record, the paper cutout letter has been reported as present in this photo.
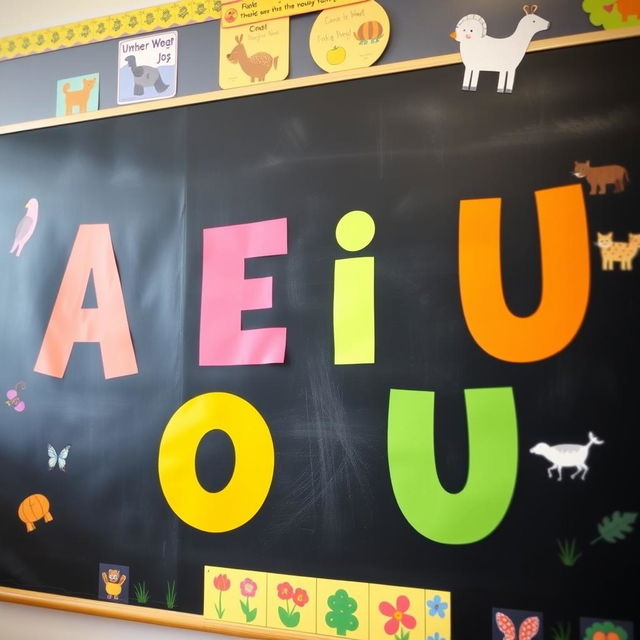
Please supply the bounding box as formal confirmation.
[451,6,549,93]
[459,184,590,363]
[34,224,138,379]
[334,210,375,364]
[158,392,275,532]
[388,387,518,544]
[200,218,287,366]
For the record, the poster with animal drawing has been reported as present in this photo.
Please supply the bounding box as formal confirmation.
[219,18,289,90]
[309,1,390,73]
[117,31,177,105]
[98,563,129,602]
[56,74,99,117]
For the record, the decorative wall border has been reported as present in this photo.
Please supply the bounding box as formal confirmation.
[0,0,221,61]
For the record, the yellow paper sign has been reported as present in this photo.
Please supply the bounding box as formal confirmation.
[309,0,389,73]
[221,0,366,27]
[219,17,289,88]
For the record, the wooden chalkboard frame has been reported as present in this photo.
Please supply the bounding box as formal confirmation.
[1,24,639,639]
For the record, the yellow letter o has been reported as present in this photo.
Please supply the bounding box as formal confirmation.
[158,392,275,532]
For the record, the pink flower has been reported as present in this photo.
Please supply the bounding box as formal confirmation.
[213,574,230,591]
[277,582,293,600]
[240,578,257,598]
[292,588,309,607]
[379,595,417,635]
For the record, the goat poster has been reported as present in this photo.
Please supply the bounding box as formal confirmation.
[219,18,289,89]
[117,31,177,104]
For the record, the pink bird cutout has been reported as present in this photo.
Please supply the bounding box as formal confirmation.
[10,197,39,257]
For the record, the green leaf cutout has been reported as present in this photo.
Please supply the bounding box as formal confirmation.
[247,609,258,623]
[591,511,638,544]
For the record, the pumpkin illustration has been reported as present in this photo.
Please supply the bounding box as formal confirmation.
[354,21,384,44]
[18,494,53,532]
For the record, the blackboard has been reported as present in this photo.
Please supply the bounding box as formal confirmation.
[1,36,639,638]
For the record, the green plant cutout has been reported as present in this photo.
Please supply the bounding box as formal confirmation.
[326,589,359,636]
[276,582,309,628]
[550,621,571,640]
[165,580,177,609]
[133,581,150,604]
[557,538,582,566]
[584,620,628,640]
[591,511,638,545]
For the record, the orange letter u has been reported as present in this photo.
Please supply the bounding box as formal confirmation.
[459,184,590,363]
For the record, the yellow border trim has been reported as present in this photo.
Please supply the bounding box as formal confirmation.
[0,0,221,61]
[1,25,639,137]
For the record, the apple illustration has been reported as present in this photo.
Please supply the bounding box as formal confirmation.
[326,45,346,65]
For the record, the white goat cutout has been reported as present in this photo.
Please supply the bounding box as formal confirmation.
[530,432,604,481]
[451,5,550,93]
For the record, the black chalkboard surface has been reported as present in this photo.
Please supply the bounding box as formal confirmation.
[1,37,639,638]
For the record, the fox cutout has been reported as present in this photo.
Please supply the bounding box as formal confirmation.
[496,612,540,640]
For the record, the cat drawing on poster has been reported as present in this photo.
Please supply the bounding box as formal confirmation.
[451,5,550,93]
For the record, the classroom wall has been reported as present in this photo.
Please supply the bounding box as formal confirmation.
[1,2,634,640]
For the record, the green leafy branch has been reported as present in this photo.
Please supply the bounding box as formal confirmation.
[591,511,637,545]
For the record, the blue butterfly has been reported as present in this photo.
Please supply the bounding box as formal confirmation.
[47,444,71,471]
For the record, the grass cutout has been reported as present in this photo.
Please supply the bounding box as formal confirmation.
[133,581,150,604]
[166,580,177,609]
[557,538,582,566]
[551,621,571,640]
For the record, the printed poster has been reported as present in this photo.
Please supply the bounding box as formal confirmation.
[309,0,390,73]
[219,18,289,89]
[117,31,177,105]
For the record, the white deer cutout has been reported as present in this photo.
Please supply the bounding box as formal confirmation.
[451,5,550,93]
[530,431,604,481]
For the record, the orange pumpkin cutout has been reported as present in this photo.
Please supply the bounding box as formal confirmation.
[593,633,622,640]
[18,494,53,532]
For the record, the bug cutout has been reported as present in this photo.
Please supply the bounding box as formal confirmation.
[6,381,26,412]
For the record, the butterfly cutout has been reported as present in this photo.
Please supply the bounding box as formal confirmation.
[48,444,71,471]
[5,381,26,412]
[496,612,540,640]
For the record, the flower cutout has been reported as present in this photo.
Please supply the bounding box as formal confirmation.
[293,588,309,607]
[240,578,257,598]
[427,594,448,618]
[379,595,417,635]
[213,574,230,591]
[239,577,258,622]
[277,582,293,600]
[428,633,446,640]
[213,574,230,619]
